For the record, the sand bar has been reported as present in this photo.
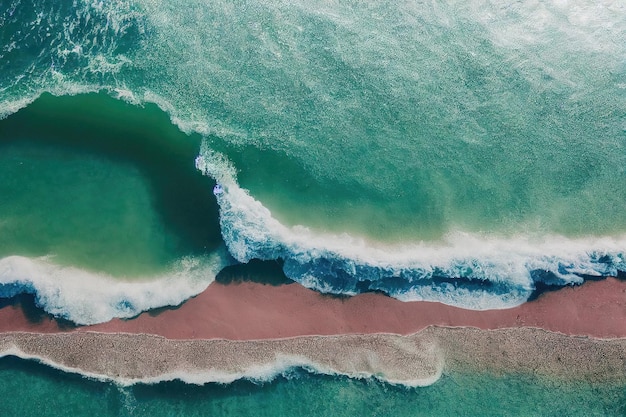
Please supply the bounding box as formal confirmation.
[1,327,624,386]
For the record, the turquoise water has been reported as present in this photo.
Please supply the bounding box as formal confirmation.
[1,0,625,309]
[0,357,624,417]
[2,0,625,241]
[0,92,221,276]
[1,0,626,413]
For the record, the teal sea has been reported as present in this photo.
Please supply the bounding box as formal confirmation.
[1,0,625,414]
[0,357,625,417]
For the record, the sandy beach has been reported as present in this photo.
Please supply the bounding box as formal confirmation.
[1,327,624,387]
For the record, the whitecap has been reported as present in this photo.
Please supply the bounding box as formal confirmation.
[0,248,231,325]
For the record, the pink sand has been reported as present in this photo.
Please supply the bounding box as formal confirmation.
[0,278,624,339]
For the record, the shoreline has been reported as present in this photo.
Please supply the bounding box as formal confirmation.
[0,278,624,386]
[71,276,626,340]
[0,277,624,340]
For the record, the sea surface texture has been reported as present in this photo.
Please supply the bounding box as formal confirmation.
[0,0,625,414]
[0,357,625,417]
[1,0,625,320]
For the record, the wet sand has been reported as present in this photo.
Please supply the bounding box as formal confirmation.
[0,277,624,339]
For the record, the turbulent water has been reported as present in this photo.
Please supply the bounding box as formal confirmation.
[1,0,625,413]
[1,0,625,320]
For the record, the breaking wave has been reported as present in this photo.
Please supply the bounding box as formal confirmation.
[0,251,230,325]
[197,146,626,310]
[1,0,625,321]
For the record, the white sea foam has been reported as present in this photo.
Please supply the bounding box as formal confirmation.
[0,83,100,120]
[0,249,230,325]
[0,96,39,120]
[197,144,625,310]
[1,0,624,315]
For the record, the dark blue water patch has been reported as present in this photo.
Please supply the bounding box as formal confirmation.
[145,302,187,318]
[527,253,626,301]
[0,282,35,300]
[527,270,624,303]
[526,269,578,302]
[281,256,522,299]
[0,293,77,329]
[217,189,625,306]
[265,241,626,306]
[289,253,626,305]
[529,269,573,287]
[527,280,577,303]
[116,300,137,316]
[215,259,293,286]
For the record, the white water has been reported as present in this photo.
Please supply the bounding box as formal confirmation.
[0,250,230,325]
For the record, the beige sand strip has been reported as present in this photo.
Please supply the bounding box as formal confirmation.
[436,327,626,383]
[1,327,624,386]
[0,331,443,386]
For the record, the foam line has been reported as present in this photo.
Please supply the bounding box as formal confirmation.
[2,0,625,314]
[0,249,230,325]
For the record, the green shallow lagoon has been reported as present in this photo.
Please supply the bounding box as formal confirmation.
[0,93,221,277]
[0,357,624,417]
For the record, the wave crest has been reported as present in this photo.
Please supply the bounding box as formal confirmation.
[197,144,626,309]
[0,250,230,325]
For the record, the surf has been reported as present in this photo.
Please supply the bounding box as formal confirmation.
[1,0,625,323]
[0,93,230,324]
[198,145,626,309]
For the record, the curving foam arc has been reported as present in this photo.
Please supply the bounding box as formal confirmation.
[0,250,231,325]
[197,145,626,310]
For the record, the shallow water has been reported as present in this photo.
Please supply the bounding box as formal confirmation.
[0,93,228,324]
[3,0,625,241]
[0,93,221,276]
[0,357,624,417]
[1,0,625,315]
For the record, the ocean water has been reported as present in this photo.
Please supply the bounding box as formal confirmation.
[1,0,626,412]
[0,357,624,417]
[1,0,625,317]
